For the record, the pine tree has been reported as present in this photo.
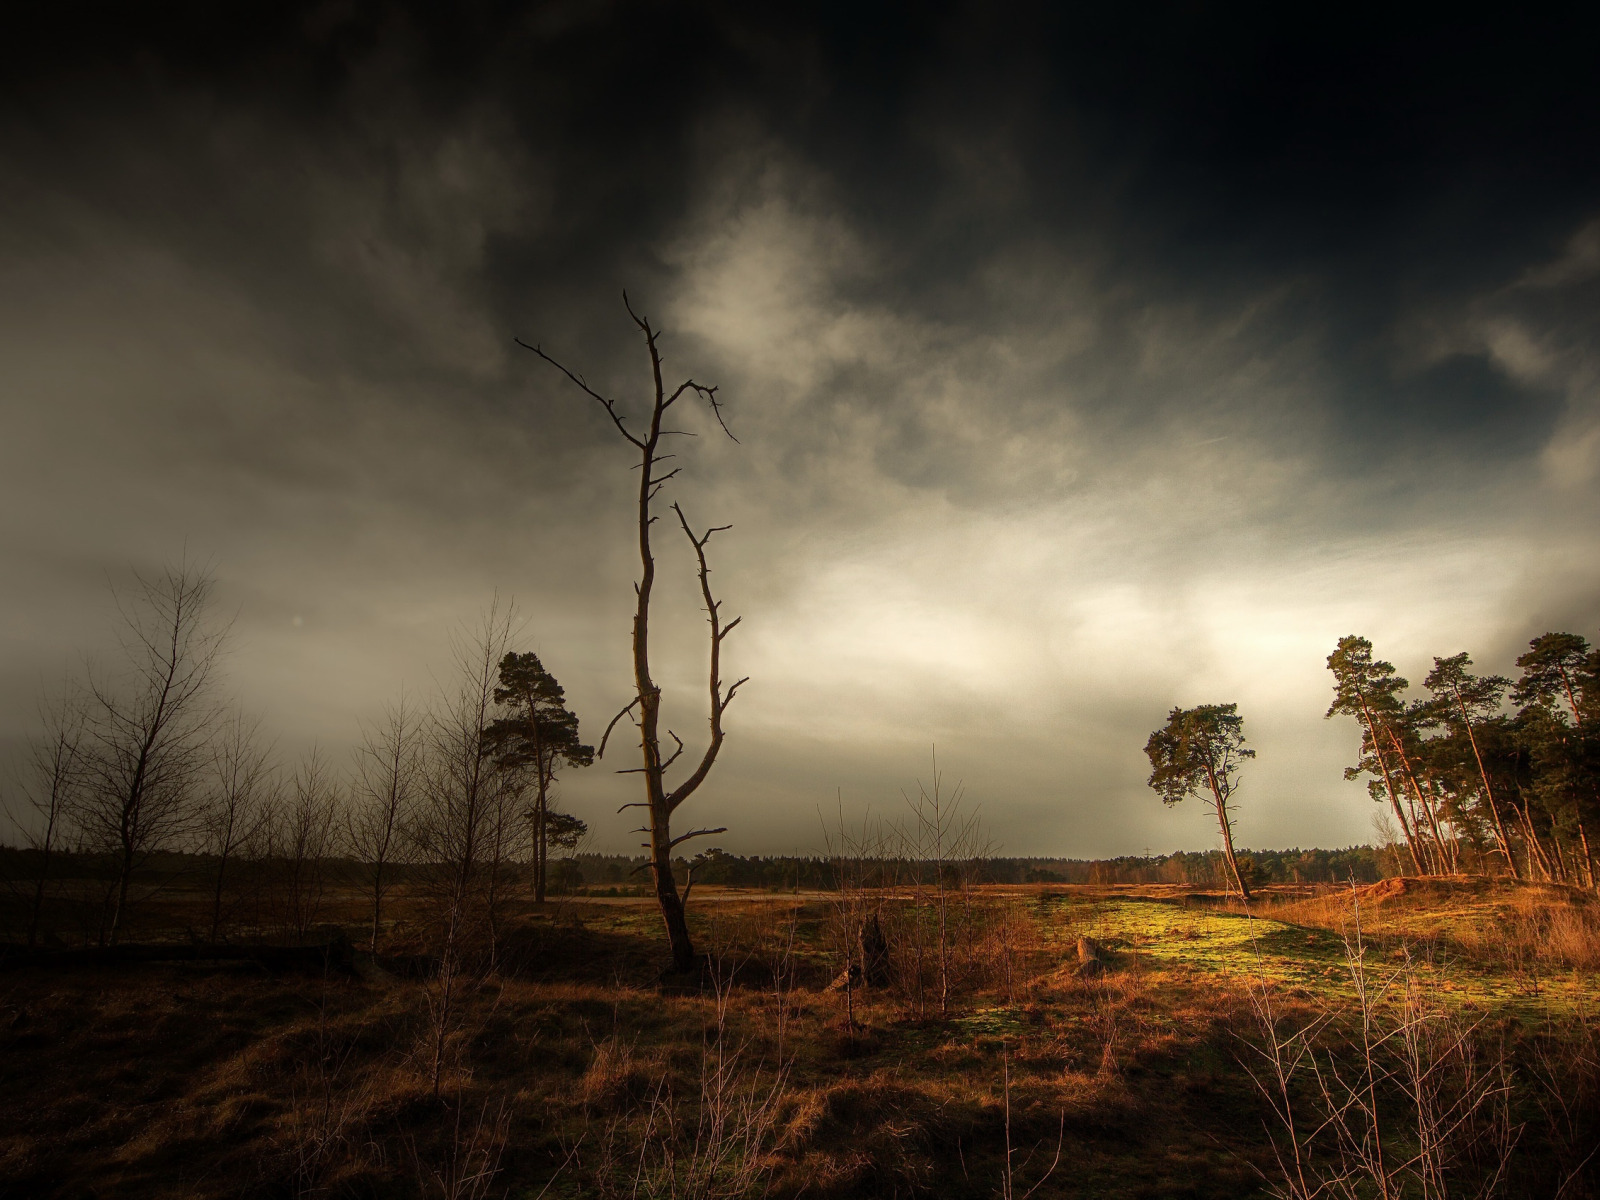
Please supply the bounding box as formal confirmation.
[1326,636,1433,874]
[483,652,593,903]
[1144,703,1255,900]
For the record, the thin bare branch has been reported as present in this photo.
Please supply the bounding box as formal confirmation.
[516,337,646,450]
[660,729,686,774]
[597,696,643,759]
[668,826,727,850]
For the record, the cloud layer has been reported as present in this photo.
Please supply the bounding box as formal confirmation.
[3,4,1598,856]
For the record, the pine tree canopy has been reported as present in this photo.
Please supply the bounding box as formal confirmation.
[482,652,595,776]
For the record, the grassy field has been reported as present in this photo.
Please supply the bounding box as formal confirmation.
[2,877,1597,1198]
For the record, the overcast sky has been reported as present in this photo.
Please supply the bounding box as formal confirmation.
[4,3,1599,857]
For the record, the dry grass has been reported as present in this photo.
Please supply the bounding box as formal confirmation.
[2,880,1597,1198]
[1248,875,1600,973]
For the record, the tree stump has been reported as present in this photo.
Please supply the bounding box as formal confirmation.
[1075,935,1106,978]
[860,912,891,987]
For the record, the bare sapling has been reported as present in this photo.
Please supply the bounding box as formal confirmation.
[410,1094,511,1200]
[999,1045,1065,1200]
[12,689,88,947]
[349,696,423,953]
[275,747,341,943]
[414,604,517,1096]
[520,296,746,974]
[77,562,229,944]
[201,708,274,942]
[823,799,893,1030]
[902,750,985,1016]
[617,949,790,1198]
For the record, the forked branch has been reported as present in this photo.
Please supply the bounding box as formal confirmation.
[664,503,749,813]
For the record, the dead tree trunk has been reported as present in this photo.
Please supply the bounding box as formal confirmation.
[520,298,745,974]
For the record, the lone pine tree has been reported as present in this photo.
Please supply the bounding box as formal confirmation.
[1145,703,1255,900]
[483,651,593,904]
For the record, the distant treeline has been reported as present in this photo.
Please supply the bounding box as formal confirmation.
[566,844,1393,890]
[0,840,1393,918]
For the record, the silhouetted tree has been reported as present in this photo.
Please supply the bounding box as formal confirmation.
[520,298,746,973]
[349,696,423,951]
[413,605,518,1093]
[483,652,593,904]
[200,709,274,941]
[77,563,228,944]
[273,747,339,942]
[12,689,88,947]
[1145,703,1255,900]
[545,809,588,854]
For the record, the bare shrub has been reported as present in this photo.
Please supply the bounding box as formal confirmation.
[409,1095,511,1200]
[1525,1011,1600,1198]
[584,964,789,1199]
[281,996,381,1198]
[1241,898,1519,1199]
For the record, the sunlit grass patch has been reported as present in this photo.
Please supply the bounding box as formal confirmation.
[1027,892,1600,1021]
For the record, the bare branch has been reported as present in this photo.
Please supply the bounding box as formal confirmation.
[663,504,744,813]
[597,696,643,759]
[516,337,646,451]
[660,729,686,774]
[668,826,727,850]
[621,288,650,335]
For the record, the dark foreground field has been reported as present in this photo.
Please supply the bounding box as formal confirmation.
[3,879,1598,1199]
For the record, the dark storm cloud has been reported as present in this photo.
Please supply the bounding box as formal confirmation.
[4,2,1599,855]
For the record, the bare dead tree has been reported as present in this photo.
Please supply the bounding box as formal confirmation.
[200,708,275,941]
[77,563,229,944]
[519,296,746,973]
[349,695,423,953]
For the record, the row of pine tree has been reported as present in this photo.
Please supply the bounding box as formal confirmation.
[1327,632,1600,886]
